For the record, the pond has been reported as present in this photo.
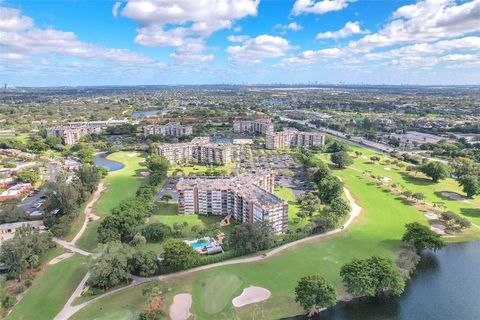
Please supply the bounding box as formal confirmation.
[295,241,480,320]
[131,110,163,119]
[94,153,125,172]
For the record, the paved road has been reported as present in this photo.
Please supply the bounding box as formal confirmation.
[54,187,363,320]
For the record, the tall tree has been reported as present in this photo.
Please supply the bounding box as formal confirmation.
[331,151,353,169]
[318,175,344,204]
[340,256,405,298]
[162,239,200,269]
[89,242,131,290]
[295,275,337,315]
[420,162,450,182]
[402,222,445,253]
[458,175,480,198]
[227,221,274,254]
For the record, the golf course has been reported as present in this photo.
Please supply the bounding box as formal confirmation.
[67,143,480,320]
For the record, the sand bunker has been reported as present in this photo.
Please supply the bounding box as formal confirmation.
[384,167,393,171]
[424,212,439,220]
[127,152,137,157]
[382,177,392,182]
[440,192,467,201]
[48,252,74,265]
[232,286,271,308]
[431,223,446,235]
[169,293,192,320]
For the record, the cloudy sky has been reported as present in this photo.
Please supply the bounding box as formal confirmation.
[1,0,479,86]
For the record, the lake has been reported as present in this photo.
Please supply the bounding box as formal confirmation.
[131,110,162,119]
[94,153,125,172]
[297,241,480,320]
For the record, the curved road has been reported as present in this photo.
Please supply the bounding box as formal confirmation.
[54,187,362,320]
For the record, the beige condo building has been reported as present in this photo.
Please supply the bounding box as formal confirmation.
[143,122,193,137]
[153,137,232,165]
[177,171,287,234]
[265,128,325,149]
[233,118,274,134]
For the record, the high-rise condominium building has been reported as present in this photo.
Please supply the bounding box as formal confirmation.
[233,118,274,134]
[46,126,102,145]
[143,122,193,137]
[265,128,325,149]
[177,171,287,234]
[153,137,232,165]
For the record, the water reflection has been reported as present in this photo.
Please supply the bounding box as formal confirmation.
[287,242,480,320]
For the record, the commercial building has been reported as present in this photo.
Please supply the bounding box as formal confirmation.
[143,122,193,137]
[265,128,325,149]
[177,171,287,234]
[233,118,274,134]
[154,137,233,165]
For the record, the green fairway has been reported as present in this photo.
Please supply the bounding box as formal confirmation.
[76,151,145,251]
[66,145,480,319]
[8,254,89,320]
[195,273,244,315]
[69,161,429,319]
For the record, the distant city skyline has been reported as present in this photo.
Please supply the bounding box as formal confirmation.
[1,0,479,86]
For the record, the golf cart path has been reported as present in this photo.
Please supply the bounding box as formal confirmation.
[55,187,363,320]
[50,183,105,261]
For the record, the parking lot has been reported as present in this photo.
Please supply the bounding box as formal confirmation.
[19,189,46,217]
[155,176,179,202]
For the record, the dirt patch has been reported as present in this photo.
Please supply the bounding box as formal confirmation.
[431,223,446,235]
[88,213,100,221]
[140,171,150,177]
[439,191,467,201]
[232,286,271,308]
[48,252,74,265]
[169,293,192,320]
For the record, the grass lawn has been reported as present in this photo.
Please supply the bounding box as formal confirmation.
[69,160,430,319]
[65,145,480,319]
[168,162,235,176]
[7,254,89,320]
[275,186,308,230]
[327,143,480,231]
[194,273,244,315]
[76,151,145,252]
[144,202,234,254]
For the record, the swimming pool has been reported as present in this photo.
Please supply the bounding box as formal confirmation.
[188,237,212,250]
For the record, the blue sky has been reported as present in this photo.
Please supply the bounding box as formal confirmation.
[0,0,479,86]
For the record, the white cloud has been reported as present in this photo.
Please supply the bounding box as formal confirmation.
[275,22,303,33]
[0,7,33,31]
[120,0,259,47]
[227,35,250,42]
[112,2,122,18]
[169,39,214,64]
[350,0,480,51]
[0,7,155,66]
[292,0,354,15]
[316,21,366,39]
[226,34,291,63]
[282,48,342,65]
[364,36,480,60]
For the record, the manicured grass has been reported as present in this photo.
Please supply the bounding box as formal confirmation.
[67,145,480,319]
[168,162,235,176]
[71,160,429,319]
[7,254,89,320]
[326,144,480,230]
[275,186,308,230]
[70,284,146,320]
[194,273,244,315]
[76,151,145,252]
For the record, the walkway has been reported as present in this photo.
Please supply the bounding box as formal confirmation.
[49,183,105,260]
[54,187,363,320]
